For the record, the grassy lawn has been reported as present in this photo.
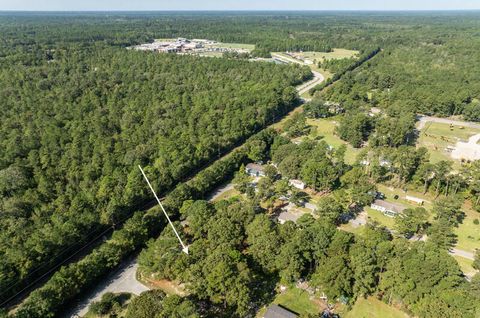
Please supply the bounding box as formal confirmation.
[343,297,409,318]
[417,122,480,169]
[338,222,364,235]
[300,49,360,62]
[306,117,360,164]
[257,286,321,317]
[212,188,241,202]
[376,184,433,211]
[452,255,477,277]
[454,202,480,252]
[364,207,397,229]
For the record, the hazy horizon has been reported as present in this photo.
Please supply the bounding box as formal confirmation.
[0,0,479,12]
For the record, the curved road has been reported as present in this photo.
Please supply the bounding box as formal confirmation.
[65,258,148,317]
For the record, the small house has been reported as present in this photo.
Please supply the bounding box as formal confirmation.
[406,195,424,205]
[370,199,406,217]
[263,304,298,318]
[289,179,306,190]
[245,163,265,177]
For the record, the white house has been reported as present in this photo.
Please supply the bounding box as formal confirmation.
[370,199,406,217]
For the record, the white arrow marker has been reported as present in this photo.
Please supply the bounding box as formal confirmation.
[138,165,189,255]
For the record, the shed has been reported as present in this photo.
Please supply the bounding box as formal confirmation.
[263,304,298,318]
[406,195,424,205]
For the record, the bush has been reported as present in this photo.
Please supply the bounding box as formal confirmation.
[474,219,479,225]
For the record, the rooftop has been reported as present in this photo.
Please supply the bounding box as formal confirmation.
[264,304,298,318]
[246,163,265,171]
[372,199,406,214]
[278,210,303,223]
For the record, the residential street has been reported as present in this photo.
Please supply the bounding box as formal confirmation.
[65,258,148,317]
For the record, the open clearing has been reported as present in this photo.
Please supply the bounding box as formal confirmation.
[364,206,397,229]
[454,202,480,253]
[273,287,320,316]
[257,289,409,318]
[298,48,360,62]
[256,286,321,317]
[304,117,360,164]
[452,255,476,278]
[417,121,480,169]
[343,297,409,318]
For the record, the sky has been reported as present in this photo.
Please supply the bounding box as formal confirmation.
[0,0,479,11]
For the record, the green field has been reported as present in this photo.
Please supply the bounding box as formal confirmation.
[376,184,434,211]
[454,203,480,252]
[212,188,241,202]
[256,286,321,317]
[276,48,359,78]
[417,122,480,169]
[452,255,477,277]
[343,297,409,318]
[304,117,360,164]
[299,49,360,62]
[364,206,397,229]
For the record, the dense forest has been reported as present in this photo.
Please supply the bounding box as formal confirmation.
[2,12,480,117]
[0,43,309,302]
[2,10,480,317]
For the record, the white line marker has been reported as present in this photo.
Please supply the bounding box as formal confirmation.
[138,165,189,254]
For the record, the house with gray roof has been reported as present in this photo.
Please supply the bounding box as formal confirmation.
[263,304,298,318]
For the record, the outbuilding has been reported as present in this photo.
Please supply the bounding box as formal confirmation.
[406,195,424,205]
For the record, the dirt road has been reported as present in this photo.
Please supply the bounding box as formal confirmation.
[449,248,475,261]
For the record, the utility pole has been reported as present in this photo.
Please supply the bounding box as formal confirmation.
[138,165,189,254]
